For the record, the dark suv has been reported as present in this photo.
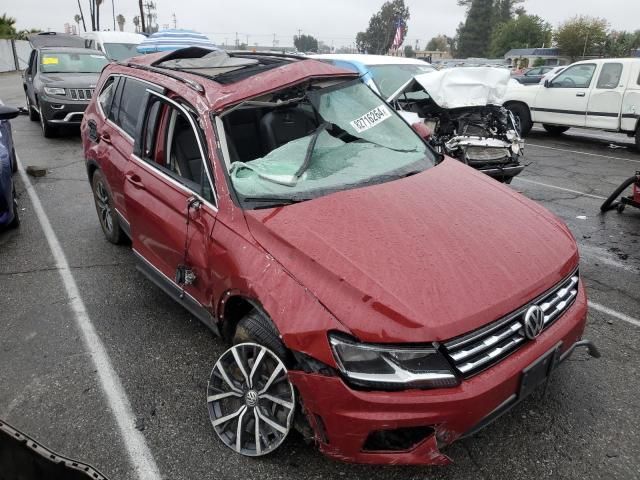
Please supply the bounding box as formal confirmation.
[24,33,108,137]
[81,48,595,465]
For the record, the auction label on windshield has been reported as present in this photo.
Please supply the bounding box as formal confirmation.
[350,105,392,133]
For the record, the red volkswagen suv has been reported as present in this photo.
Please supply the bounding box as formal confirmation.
[81,48,598,465]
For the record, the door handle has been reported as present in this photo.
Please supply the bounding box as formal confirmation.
[576,92,586,97]
[100,132,112,144]
[125,173,145,190]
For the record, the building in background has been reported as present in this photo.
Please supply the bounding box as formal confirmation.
[415,49,451,62]
[504,48,571,68]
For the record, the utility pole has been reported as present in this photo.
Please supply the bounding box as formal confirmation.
[298,29,302,38]
[172,13,177,29]
[273,33,276,48]
[235,32,239,48]
[246,34,249,46]
[112,0,116,30]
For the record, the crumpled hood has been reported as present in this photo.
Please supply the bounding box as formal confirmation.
[39,73,100,89]
[244,159,578,344]
[389,67,511,109]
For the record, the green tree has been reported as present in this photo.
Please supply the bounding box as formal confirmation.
[116,14,125,32]
[489,14,552,56]
[555,16,608,61]
[404,45,415,57]
[294,34,319,53]
[604,30,640,57]
[457,0,494,57]
[356,0,410,54]
[426,35,450,51]
[532,57,545,66]
[15,28,42,40]
[0,13,17,38]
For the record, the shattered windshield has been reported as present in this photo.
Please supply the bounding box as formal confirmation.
[225,80,434,208]
[367,64,436,98]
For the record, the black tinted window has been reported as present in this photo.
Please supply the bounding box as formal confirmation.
[98,76,116,115]
[117,78,148,137]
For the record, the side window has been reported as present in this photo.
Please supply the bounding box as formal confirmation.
[98,76,117,116]
[141,96,215,203]
[526,68,540,76]
[550,64,596,88]
[116,78,149,137]
[596,63,623,89]
[26,50,37,75]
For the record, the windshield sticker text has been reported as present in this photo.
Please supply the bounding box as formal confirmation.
[350,105,392,133]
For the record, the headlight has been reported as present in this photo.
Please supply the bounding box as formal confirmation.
[329,333,459,390]
[44,87,66,96]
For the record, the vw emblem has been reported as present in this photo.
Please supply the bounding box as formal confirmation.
[245,390,259,408]
[523,305,545,340]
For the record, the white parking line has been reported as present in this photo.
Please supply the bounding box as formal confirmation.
[527,142,640,165]
[514,177,607,200]
[16,156,162,480]
[588,301,640,328]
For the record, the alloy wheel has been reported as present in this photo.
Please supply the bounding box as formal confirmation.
[94,180,113,234]
[207,343,295,457]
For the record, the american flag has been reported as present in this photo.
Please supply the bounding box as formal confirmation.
[391,19,404,50]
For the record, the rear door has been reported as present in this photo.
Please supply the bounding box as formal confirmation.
[532,63,597,127]
[124,90,219,322]
[90,76,157,224]
[586,61,626,130]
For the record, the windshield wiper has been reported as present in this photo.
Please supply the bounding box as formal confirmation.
[243,197,310,209]
[293,122,331,180]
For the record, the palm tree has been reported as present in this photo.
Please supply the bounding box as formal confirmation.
[116,14,125,32]
[0,13,17,39]
[96,0,103,30]
[138,0,146,33]
[74,14,82,34]
[132,15,140,33]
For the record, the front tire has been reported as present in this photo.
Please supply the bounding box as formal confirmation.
[39,106,56,138]
[506,103,532,136]
[543,124,570,135]
[207,311,296,457]
[91,169,124,244]
[26,94,38,121]
[233,310,290,362]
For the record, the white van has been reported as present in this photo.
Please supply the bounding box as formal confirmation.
[503,58,640,149]
[81,31,146,61]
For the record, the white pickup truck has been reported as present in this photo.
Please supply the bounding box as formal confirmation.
[503,58,640,149]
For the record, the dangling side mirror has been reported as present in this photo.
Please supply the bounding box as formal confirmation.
[411,122,432,140]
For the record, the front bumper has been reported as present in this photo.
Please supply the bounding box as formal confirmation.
[39,97,89,125]
[289,284,591,465]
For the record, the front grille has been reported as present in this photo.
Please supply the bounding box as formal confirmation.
[68,88,94,100]
[442,270,579,378]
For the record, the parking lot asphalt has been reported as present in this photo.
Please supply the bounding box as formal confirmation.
[1,70,639,480]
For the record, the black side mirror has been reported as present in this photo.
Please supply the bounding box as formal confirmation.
[544,79,551,88]
[0,105,20,121]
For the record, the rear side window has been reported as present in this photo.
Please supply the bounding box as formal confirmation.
[98,76,117,116]
[596,63,623,89]
[114,78,149,137]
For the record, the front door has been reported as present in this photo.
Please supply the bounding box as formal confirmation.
[124,90,219,324]
[586,62,626,130]
[532,63,598,127]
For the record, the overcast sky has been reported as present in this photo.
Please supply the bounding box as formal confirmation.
[9,0,640,48]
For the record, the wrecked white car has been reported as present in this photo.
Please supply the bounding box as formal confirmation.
[388,67,525,183]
